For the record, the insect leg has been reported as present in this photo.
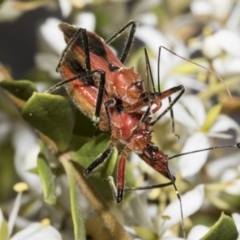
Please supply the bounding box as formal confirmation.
[144,47,183,137]
[93,70,106,125]
[84,141,116,177]
[150,85,185,126]
[168,95,179,139]
[158,46,231,97]
[104,98,116,132]
[106,20,137,64]
[105,148,129,203]
[57,25,93,72]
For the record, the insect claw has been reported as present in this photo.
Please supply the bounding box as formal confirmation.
[116,189,124,204]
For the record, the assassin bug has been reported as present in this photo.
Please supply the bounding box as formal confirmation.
[47,21,239,238]
[48,21,186,197]
[50,21,231,132]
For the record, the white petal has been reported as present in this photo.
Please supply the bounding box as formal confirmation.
[75,12,96,31]
[206,152,240,179]
[135,26,169,54]
[221,169,238,181]
[13,123,41,192]
[179,95,206,126]
[225,179,240,195]
[188,225,209,240]
[172,102,198,130]
[0,2,22,22]
[59,0,72,18]
[225,1,240,31]
[159,185,204,233]
[166,75,207,92]
[35,52,60,79]
[8,193,22,236]
[210,0,232,19]
[191,0,212,16]
[10,223,41,240]
[209,115,240,135]
[214,30,240,57]
[202,36,222,59]
[232,213,240,239]
[206,132,233,139]
[39,18,65,54]
[0,209,4,226]
[213,56,240,75]
[129,192,154,230]
[10,223,62,240]
[179,132,210,178]
[162,237,184,240]
[138,13,158,26]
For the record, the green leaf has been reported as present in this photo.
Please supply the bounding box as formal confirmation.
[69,135,91,151]
[73,110,96,137]
[201,212,238,240]
[201,104,222,132]
[0,142,17,202]
[37,157,56,205]
[65,160,85,240]
[124,161,136,188]
[72,133,117,178]
[22,92,75,151]
[0,217,8,240]
[72,134,118,200]
[0,80,37,101]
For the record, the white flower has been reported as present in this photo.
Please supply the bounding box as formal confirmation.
[232,213,240,240]
[191,0,233,19]
[10,223,62,240]
[173,95,240,178]
[159,185,205,238]
[12,122,41,192]
[0,183,62,240]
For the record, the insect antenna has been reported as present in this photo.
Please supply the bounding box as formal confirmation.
[157,46,162,93]
[164,162,186,240]
[169,142,240,160]
[144,48,156,94]
[158,46,232,98]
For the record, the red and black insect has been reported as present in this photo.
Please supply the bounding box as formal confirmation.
[48,21,239,238]
[49,21,185,200]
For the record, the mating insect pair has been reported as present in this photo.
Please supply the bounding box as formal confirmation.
[49,20,185,201]
[48,21,239,238]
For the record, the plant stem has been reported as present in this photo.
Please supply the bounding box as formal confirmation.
[60,152,133,240]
